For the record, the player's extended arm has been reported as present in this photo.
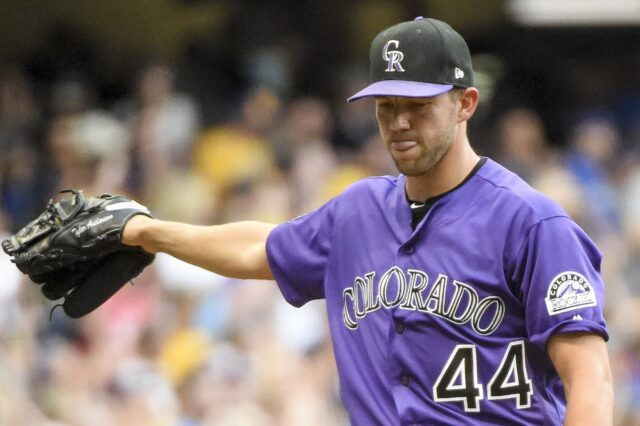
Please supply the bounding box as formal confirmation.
[123,215,276,280]
[547,332,613,426]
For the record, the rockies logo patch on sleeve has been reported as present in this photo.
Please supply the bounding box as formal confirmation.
[545,271,597,315]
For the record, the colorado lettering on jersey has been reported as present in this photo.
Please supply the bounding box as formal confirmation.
[342,267,505,335]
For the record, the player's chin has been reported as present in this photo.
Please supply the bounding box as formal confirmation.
[394,160,428,177]
[395,155,441,177]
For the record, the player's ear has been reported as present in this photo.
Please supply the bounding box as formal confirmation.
[456,87,479,123]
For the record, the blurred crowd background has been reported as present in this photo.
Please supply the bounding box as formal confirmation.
[1,1,640,425]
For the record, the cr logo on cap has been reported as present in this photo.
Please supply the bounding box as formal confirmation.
[382,40,405,72]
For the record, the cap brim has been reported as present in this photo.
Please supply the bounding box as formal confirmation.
[347,80,453,102]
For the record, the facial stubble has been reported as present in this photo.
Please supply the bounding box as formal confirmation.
[392,108,458,177]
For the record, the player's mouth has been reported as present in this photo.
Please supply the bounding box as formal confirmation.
[390,140,419,152]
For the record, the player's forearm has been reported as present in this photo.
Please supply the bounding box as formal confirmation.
[124,216,276,280]
[562,373,613,426]
[548,333,613,426]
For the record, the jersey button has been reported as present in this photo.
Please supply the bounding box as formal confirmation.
[395,322,405,334]
[405,245,414,254]
[400,374,411,386]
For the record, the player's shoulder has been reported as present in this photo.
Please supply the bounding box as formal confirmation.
[338,175,400,197]
[475,158,568,221]
[325,175,401,214]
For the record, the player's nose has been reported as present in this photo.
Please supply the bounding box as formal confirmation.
[389,111,411,131]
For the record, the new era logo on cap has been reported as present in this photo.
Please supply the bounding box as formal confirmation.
[455,67,464,79]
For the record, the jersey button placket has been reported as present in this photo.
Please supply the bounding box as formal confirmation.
[404,245,414,254]
[395,321,405,334]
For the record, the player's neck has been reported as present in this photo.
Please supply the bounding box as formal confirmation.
[405,134,480,201]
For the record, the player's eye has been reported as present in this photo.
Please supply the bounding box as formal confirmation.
[376,101,393,110]
[409,101,429,108]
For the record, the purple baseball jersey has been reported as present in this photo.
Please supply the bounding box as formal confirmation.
[266,158,608,425]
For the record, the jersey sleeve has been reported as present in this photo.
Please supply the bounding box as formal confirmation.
[265,198,337,307]
[512,216,609,349]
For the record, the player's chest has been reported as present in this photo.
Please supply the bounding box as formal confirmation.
[327,214,517,335]
[330,209,507,290]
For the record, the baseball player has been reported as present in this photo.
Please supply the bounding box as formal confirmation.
[123,17,613,425]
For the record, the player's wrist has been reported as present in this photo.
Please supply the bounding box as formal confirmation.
[123,214,156,252]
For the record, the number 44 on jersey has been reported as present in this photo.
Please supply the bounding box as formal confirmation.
[434,341,533,412]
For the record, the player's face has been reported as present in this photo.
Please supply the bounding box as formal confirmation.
[375,93,459,177]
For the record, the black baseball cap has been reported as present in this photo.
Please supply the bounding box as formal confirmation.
[348,16,473,102]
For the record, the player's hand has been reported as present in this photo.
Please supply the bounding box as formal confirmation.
[122,214,157,253]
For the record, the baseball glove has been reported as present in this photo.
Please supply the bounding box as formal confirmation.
[1,189,155,318]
